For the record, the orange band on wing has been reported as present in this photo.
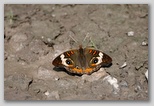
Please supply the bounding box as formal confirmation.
[91,64,97,67]
[93,51,97,55]
[84,68,93,74]
[72,68,83,73]
[67,65,74,68]
[66,52,71,56]
[70,51,74,54]
[71,68,93,74]
[89,50,93,53]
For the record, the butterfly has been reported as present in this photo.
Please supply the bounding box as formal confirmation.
[52,45,112,75]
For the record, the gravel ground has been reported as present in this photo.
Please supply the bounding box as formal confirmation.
[4,4,148,100]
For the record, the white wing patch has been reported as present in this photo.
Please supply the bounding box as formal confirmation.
[60,54,69,66]
[96,52,104,65]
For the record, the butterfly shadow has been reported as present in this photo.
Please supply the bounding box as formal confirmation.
[102,62,112,68]
[53,67,83,76]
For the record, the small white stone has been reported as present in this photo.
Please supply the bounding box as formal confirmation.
[120,62,127,69]
[127,31,134,36]
[52,14,56,17]
[142,41,148,46]
[41,36,44,39]
[103,75,120,94]
[54,77,60,81]
[145,70,148,80]
[45,91,50,96]
[47,38,51,42]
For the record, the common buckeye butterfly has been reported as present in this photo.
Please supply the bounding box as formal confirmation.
[52,45,112,75]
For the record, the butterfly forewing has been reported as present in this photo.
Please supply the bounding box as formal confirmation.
[52,49,77,67]
[85,48,112,67]
[101,52,112,66]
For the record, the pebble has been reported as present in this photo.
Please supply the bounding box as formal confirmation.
[103,75,120,94]
[120,62,127,69]
[141,41,148,46]
[41,36,44,39]
[134,85,142,92]
[44,91,50,96]
[47,38,51,42]
[145,70,148,80]
[54,77,60,81]
[52,14,56,17]
[127,31,134,36]
[119,80,128,87]
[48,91,60,100]
[135,62,143,70]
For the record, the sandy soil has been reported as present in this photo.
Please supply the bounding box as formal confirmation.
[4,4,148,100]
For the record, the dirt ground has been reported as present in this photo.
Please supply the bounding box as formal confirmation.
[4,4,148,100]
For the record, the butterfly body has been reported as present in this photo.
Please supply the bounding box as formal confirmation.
[52,46,112,75]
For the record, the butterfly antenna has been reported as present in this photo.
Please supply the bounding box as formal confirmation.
[89,36,97,49]
[82,33,91,47]
[83,33,90,42]
[83,33,97,49]
[68,31,79,45]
